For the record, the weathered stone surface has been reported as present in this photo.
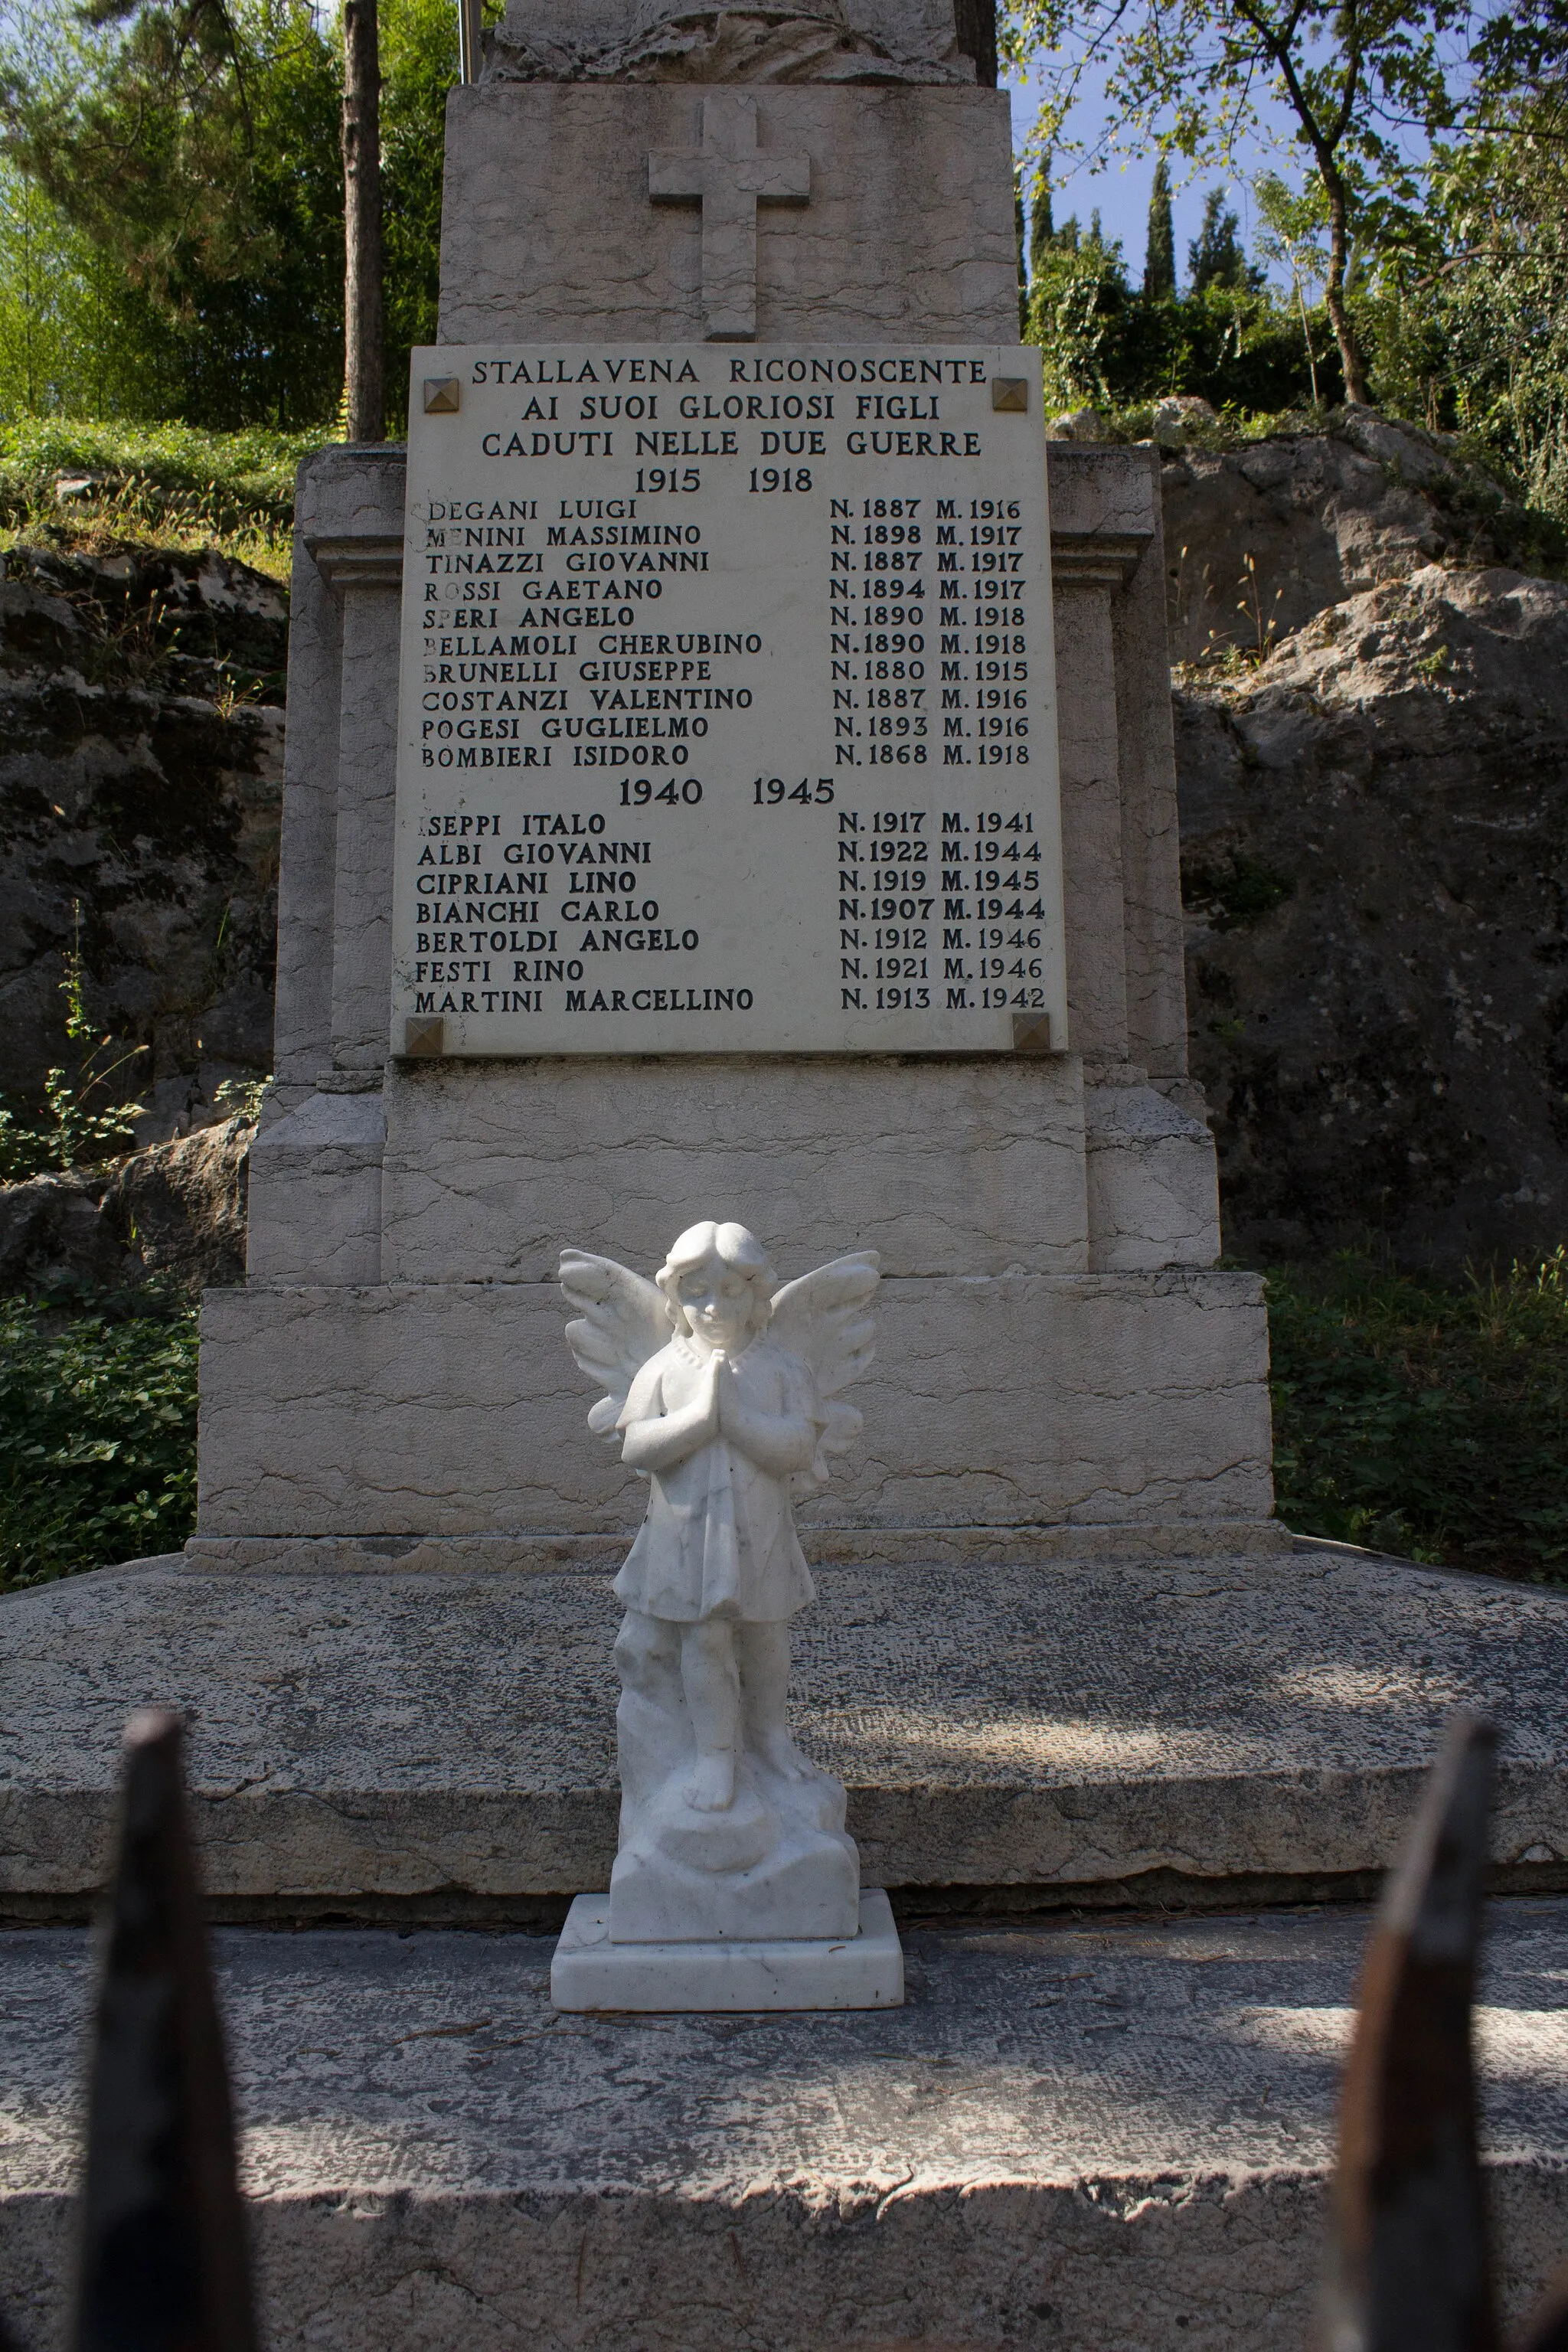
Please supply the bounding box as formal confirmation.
[0,547,284,1125]
[0,1168,122,1290]
[1161,420,1542,665]
[490,0,976,83]
[1083,1076,1220,1271]
[1178,562,1568,1265]
[247,1087,384,1283]
[194,1270,1272,1537]
[379,1057,1090,1282]
[5,1901,1568,2349]
[437,83,1018,345]
[4,1544,1566,1907]
[100,1113,253,1286]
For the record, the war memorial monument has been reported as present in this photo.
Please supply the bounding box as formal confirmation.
[5,0,1568,2341]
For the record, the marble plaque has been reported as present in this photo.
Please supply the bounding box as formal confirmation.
[392,341,1064,1057]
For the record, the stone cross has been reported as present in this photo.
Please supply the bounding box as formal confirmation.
[648,93,810,341]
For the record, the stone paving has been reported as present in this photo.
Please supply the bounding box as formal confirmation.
[4,1544,1568,1913]
[4,1899,1568,2349]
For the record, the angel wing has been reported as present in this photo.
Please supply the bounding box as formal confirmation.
[767,1250,880,1488]
[559,1249,670,1436]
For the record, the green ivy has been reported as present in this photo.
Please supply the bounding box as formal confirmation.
[0,1288,199,1592]
[1267,1250,1568,1583]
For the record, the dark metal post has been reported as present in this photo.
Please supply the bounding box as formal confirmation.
[70,1709,257,2352]
[1325,1713,1499,2352]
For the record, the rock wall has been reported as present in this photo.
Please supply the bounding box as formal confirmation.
[1161,407,1560,665]
[0,547,285,1141]
[1181,562,1568,1266]
[0,1116,253,1295]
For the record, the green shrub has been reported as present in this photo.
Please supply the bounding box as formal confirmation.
[0,416,321,577]
[0,1287,199,1592]
[0,914,148,1181]
[1267,1250,1568,1583]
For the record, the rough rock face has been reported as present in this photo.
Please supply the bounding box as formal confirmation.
[0,547,284,1138]
[1179,564,1568,1266]
[1161,413,1552,663]
[0,1116,253,1295]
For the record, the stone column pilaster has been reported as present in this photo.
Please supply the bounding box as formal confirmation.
[308,522,404,1072]
[246,447,404,1285]
[1048,445,1221,1271]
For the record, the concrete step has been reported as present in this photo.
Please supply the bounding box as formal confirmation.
[4,1898,1568,2350]
[4,1541,1568,1919]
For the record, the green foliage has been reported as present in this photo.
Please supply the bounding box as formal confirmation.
[1267,1250,1568,1582]
[0,913,146,1179]
[1362,108,1568,517]
[1143,154,1175,299]
[0,0,479,433]
[1027,153,1057,283]
[212,1073,272,1120]
[1187,187,1264,295]
[0,414,315,573]
[0,1284,199,1591]
[381,0,471,430]
[1024,225,1341,413]
[0,0,344,427]
[1003,0,1463,178]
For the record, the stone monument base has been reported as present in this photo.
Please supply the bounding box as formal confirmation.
[551,1887,903,2011]
[6,1537,1568,1923]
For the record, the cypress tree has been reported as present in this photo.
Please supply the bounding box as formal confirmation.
[1188,187,1262,292]
[1028,158,1055,280]
[1144,155,1176,299]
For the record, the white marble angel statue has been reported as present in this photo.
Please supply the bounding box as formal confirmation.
[560,1220,878,1942]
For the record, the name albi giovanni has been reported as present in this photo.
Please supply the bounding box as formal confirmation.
[393,340,1064,1058]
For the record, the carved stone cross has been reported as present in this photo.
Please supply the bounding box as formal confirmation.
[649,93,811,342]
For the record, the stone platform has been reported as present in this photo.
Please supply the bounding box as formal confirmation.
[4,1900,1568,2350]
[5,1537,1567,1919]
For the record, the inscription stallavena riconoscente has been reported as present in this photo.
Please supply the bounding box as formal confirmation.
[392,340,1064,1057]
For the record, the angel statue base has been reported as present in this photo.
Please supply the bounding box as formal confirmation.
[550,1221,903,2008]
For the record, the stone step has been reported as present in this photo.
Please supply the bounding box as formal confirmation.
[4,1540,1567,1920]
[4,1898,1567,2350]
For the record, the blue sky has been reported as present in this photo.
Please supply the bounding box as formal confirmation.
[1005,56,1307,289]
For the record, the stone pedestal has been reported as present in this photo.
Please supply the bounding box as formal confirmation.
[551,1887,903,2009]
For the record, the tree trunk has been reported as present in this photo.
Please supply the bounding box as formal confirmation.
[952,0,997,86]
[1321,162,1370,406]
[341,0,384,443]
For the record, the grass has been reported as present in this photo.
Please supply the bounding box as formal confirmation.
[3,1248,1567,1593]
[1267,1249,1568,1583]
[0,416,335,582]
[0,1282,200,1593]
